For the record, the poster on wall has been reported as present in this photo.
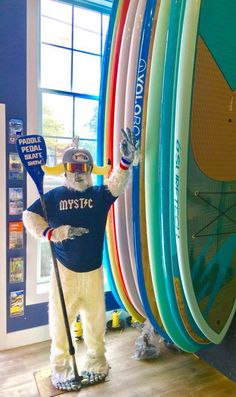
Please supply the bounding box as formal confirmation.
[9,257,24,283]
[8,118,23,144]
[9,153,23,180]
[9,290,24,317]
[9,187,23,216]
[9,221,24,250]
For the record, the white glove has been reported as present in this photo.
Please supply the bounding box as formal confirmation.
[50,225,89,243]
[120,127,140,164]
[68,226,89,239]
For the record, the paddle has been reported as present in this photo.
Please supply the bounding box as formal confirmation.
[16,134,82,385]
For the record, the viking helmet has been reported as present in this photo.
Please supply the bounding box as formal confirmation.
[63,147,93,174]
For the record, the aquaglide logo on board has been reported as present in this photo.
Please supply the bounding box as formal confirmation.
[133,58,147,140]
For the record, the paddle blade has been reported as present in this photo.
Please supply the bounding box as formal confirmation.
[16,135,47,195]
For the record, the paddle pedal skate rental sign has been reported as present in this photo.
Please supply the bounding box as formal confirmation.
[16,135,47,195]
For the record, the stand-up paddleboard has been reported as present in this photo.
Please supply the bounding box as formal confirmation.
[104,0,145,323]
[145,0,201,352]
[106,0,131,299]
[124,0,146,291]
[159,0,210,346]
[113,0,146,317]
[132,0,169,339]
[97,0,124,310]
[172,0,236,344]
[103,0,133,313]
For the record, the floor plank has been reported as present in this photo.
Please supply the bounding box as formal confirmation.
[0,327,235,397]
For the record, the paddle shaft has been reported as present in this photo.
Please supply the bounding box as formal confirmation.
[39,194,82,382]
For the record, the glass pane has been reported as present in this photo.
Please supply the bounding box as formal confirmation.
[42,93,73,139]
[73,52,100,96]
[41,16,72,48]
[41,44,71,91]
[102,14,109,52]
[74,7,101,54]
[44,137,73,166]
[79,139,97,163]
[41,0,71,20]
[40,241,52,279]
[41,0,72,47]
[75,98,98,139]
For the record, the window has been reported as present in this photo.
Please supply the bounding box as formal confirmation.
[40,0,109,160]
[38,0,110,284]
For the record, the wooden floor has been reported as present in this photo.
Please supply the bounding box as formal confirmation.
[0,327,236,397]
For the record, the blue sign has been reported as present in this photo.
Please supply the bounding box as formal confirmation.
[16,135,47,195]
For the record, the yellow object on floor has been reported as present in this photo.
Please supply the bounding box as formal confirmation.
[74,316,83,340]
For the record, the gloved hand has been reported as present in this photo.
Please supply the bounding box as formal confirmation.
[50,225,89,243]
[120,127,140,165]
[68,226,89,239]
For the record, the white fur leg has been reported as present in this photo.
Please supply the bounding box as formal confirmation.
[83,354,109,375]
[81,354,109,386]
[49,263,79,372]
[49,264,109,387]
[51,362,82,391]
[78,268,108,374]
[51,361,74,387]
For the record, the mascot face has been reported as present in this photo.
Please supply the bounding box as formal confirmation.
[63,148,93,192]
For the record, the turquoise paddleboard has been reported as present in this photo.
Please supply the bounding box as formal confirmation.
[160,0,211,347]
[172,0,236,344]
[145,0,201,352]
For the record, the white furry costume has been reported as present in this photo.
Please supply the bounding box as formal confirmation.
[23,128,138,390]
[22,164,130,388]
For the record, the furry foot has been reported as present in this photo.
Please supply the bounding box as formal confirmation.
[55,378,82,391]
[81,370,107,386]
